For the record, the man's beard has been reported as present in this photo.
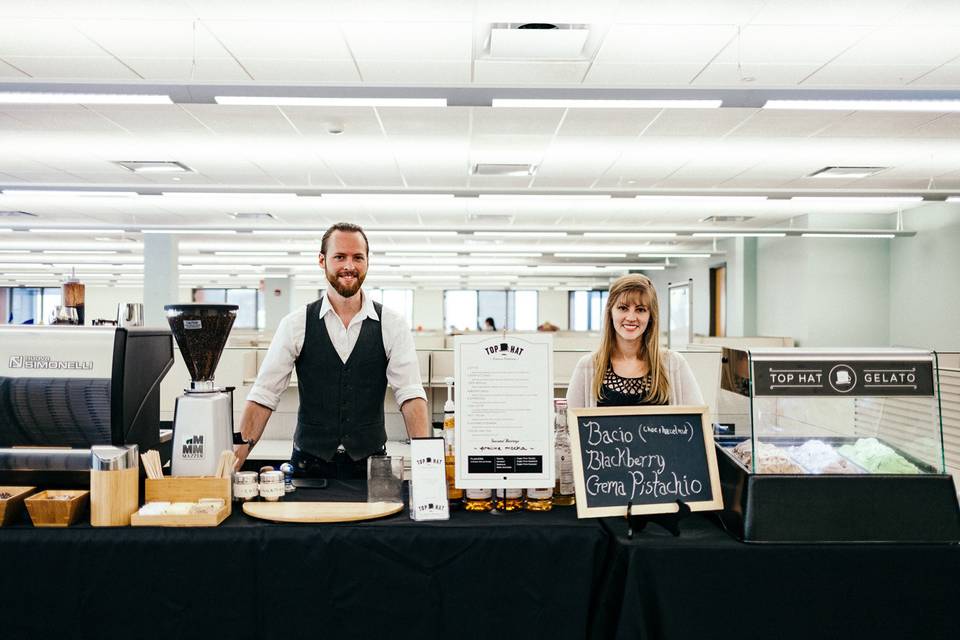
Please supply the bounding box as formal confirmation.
[326,267,365,298]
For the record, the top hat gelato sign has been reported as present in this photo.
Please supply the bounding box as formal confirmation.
[752,359,934,397]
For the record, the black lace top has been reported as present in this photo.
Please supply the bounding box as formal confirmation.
[598,366,657,406]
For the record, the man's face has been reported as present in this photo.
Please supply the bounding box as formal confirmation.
[319,230,368,298]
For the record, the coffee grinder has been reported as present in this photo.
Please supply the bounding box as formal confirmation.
[165,304,238,476]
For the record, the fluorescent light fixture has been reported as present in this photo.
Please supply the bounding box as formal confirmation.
[555,252,628,258]
[0,228,13,233]
[790,196,923,204]
[0,249,29,253]
[492,99,722,109]
[639,253,711,259]
[583,232,678,238]
[140,229,237,235]
[365,230,459,237]
[477,194,611,201]
[473,231,568,238]
[385,252,459,257]
[764,99,960,112]
[252,230,322,236]
[692,232,787,238]
[633,195,768,203]
[2,190,138,198]
[470,252,543,257]
[0,92,171,105]
[603,264,666,271]
[214,96,447,107]
[322,193,454,200]
[28,228,126,234]
[214,251,290,256]
[42,250,118,255]
[801,233,896,239]
[161,191,298,198]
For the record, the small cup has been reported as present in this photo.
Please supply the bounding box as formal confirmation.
[259,471,285,502]
[233,471,259,502]
[367,455,403,504]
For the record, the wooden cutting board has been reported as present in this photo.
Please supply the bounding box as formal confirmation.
[243,501,403,523]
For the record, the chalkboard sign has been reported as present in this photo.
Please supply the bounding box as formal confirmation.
[568,406,723,518]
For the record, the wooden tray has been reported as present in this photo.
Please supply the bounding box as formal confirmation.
[243,501,404,523]
[130,476,232,528]
[25,490,89,527]
[0,486,36,526]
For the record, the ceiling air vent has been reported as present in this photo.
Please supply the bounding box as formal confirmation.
[488,23,590,59]
[114,160,194,174]
[808,166,888,179]
[472,163,537,177]
[0,210,36,217]
[230,212,278,221]
[700,215,754,223]
[467,213,516,224]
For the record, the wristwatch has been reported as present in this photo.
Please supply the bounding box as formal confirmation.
[233,433,257,449]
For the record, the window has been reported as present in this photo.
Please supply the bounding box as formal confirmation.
[191,288,262,329]
[1,287,62,325]
[367,288,414,328]
[443,290,538,332]
[569,290,608,331]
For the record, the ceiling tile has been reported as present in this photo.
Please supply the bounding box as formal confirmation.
[557,109,662,137]
[356,59,470,83]
[204,20,353,59]
[471,108,564,136]
[615,0,763,24]
[75,19,229,58]
[0,58,30,78]
[692,63,819,86]
[88,105,214,135]
[830,26,960,65]
[750,0,912,25]
[727,109,850,137]
[473,60,590,84]
[342,21,473,59]
[240,58,359,83]
[179,105,299,136]
[3,56,140,80]
[0,19,103,57]
[813,111,944,138]
[804,64,934,86]
[0,105,127,132]
[911,64,960,86]
[378,108,470,137]
[641,108,756,137]
[904,114,960,138]
[281,106,383,137]
[124,57,250,81]
[583,63,702,85]
[713,25,870,65]
[596,25,736,64]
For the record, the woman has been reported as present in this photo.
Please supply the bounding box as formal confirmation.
[567,274,703,408]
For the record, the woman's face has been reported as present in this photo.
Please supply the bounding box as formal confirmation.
[610,292,651,344]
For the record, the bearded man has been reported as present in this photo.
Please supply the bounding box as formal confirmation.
[235,222,429,478]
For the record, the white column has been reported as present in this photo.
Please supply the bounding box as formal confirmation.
[263,275,292,332]
[143,234,179,328]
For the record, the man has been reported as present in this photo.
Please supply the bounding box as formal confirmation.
[235,222,430,478]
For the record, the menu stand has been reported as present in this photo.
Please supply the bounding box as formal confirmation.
[625,499,691,539]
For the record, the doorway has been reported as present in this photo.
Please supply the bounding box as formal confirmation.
[709,265,726,337]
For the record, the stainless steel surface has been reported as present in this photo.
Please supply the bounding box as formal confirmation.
[159,429,173,443]
[0,448,92,470]
[117,303,144,328]
[234,471,258,484]
[91,444,139,470]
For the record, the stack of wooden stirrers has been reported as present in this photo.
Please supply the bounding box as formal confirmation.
[214,450,236,479]
[140,450,163,479]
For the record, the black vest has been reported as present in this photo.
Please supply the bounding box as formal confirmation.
[294,299,388,461]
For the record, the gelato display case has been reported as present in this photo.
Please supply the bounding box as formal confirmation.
[715,347,959,543]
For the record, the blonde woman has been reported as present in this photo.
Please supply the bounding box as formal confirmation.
[567,274,703,408]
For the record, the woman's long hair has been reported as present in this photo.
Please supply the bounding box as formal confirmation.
[592,274,671,405]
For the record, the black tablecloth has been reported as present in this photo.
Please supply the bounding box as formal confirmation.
[593,514,960,640]
[0,482,607,640]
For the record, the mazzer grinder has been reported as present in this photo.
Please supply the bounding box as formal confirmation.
[165,303,238,476]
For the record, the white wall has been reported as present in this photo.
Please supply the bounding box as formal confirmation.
[890,203,960,350]
[413,289,443,330]
[647,262,712,340]
[538,289,568,330]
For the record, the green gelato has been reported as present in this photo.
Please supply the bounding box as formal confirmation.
[838,438,920,474]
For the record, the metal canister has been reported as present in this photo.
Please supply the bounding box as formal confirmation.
[259,470,285,502]
[233,471,259,502]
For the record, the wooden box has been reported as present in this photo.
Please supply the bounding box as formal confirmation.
[0,486,36,526]
[130,477,232,527]
[25,490,90,527]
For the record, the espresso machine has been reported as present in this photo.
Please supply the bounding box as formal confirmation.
[165,304,238,477]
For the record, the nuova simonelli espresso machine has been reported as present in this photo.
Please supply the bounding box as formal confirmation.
[165,304,238,477]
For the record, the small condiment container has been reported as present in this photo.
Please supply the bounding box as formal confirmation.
[259,471,285,502]
[233,471,259,502]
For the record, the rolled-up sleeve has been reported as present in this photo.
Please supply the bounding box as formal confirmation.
[246,312,302,410]
[381,309,427,407]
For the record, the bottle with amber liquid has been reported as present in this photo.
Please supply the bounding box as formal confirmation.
[494,488,523,511]
[553,399,576,506]
[524,487,553,511]
[463,488,493,512]
[442,377,463,507]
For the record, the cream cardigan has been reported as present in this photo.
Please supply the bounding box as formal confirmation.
[565,349,704,409]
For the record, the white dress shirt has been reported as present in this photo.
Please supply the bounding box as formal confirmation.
[247,291,427,411]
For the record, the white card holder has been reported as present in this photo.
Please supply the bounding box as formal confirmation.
[409,437,450,521]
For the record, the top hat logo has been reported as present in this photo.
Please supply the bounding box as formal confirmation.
[828,364,857,393]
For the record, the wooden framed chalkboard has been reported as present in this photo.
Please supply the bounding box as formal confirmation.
[568,405,723,518]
